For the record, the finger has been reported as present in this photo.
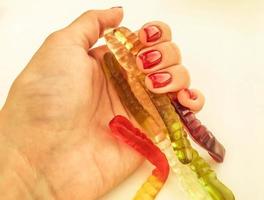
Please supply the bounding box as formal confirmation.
[66,8,123,50]
[145,65,190,93]
[136,41,181,73]
[138,21,172,47]
[177,89,205,112]
[88,45,109,63]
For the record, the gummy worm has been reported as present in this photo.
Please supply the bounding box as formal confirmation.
[104,27,235,200]
[103,52,167,142]
[112,27,225,163]
[111,26,225,162]
[104,28,193,164]
[109,115,169,200]
[103,52,212,200]
[170,95,225,162]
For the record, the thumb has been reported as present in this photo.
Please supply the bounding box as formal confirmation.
[66,7,123,50]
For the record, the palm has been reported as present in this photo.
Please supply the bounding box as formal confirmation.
[1,44,142,200]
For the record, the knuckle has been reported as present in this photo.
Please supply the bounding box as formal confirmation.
[173,65,190,85]
[169,42,180,53]
[45,29,67,44]
[158,42,181,62]
[46,31,60,40]
[159,41,180,53]
[82,10,97,19]
[168,42,181,61]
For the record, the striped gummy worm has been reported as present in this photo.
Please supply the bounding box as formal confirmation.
[104,30,168,143]
[114,27,225,162]
[189,150,235,200]
[104,27,235,200]
[103,52,166,142]
[103,52,212,200]
[170,96,225,162]
[109,115,169,200]
[104,29,193,164]
[112,26,226,163]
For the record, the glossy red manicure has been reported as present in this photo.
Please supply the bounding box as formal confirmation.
[144,25,162,42]
[184,88,198,100]
[148,72,172,88]
[139,50,162,69]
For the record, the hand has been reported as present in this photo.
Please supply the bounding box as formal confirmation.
[0,8,192,200]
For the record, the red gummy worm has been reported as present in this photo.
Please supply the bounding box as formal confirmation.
[109,115,169,182]
[171,98,226,163]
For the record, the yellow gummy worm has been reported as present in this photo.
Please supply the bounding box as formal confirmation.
[104,29,193,164]
[105,55,170,200]
[103,52,212,200]
[104,27,235,200]
[102,52,165,141]
[104,30,168,143]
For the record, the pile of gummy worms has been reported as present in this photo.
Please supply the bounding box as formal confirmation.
[102,26,235,200]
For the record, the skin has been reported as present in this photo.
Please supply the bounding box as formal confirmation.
[0,8,193,200]
[177,89,205,112]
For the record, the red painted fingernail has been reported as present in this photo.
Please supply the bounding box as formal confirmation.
[148,72,172,88]
[139,50,162,69]
[184,89,197,100]
[144,25,162,42]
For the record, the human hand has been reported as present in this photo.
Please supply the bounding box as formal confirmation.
[0,8,195,200]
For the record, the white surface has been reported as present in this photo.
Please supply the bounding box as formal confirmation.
[0,0,263,199]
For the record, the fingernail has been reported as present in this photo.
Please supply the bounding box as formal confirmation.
[148,72,172,88]
[111,6,123,9]
[139,50,162,69]
[144,25,162,42]
[184,89,197,100]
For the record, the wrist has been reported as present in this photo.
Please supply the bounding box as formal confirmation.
[0,128,54,199]
[0,134,32,199]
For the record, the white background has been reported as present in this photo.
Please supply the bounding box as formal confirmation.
[0,0,263,199]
